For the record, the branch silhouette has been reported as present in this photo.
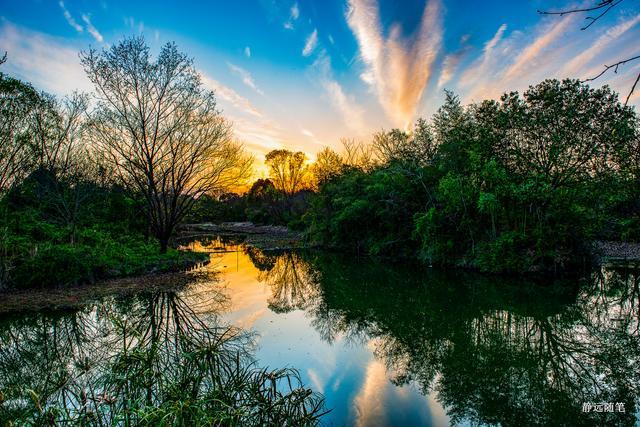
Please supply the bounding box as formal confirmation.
[538,0,638,105]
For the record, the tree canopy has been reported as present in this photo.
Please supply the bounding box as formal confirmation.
[82,37,252,251]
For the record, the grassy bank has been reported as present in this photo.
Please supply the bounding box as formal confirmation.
[0,169,208,290]
[1,223,208,289]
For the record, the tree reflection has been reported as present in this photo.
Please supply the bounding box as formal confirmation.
[256,251,640,426]
[255,251,319,313]
[0,281,326,425]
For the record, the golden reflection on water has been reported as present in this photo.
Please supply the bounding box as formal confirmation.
[179,239,269,327]
[178,238,452,427]
[177,239,640,426]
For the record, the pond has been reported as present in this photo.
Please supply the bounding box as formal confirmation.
[1,236,640,426]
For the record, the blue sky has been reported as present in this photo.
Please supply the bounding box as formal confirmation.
[1,0,639,169]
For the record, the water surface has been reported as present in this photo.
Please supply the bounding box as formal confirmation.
[1,237,639,426]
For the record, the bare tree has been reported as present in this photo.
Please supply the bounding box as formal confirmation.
[264,149,309,195]
[539,0,639,105]
[24,91,91,243]
[340,138,374,170]
[82,37,252,252]
[371,129,410,164]
[28,91,88,174]
[0,68,39,192]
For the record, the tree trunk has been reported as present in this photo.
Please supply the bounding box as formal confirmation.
[159,237,169,254]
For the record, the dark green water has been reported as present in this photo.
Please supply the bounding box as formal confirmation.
[1,238,640,426]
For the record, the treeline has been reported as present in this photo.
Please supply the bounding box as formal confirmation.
[213,80,640,274]
[0,38,251,289]
[187,149,315,228]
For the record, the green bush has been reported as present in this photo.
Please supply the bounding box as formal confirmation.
[304,80,639,274]
[0,172,208,289]
[13,243,94,287]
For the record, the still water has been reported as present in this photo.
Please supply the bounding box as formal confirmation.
[1,236,640,426]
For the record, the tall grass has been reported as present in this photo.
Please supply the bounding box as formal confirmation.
[0,290,327,426]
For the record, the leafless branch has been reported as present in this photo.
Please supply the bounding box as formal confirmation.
[627,72,640,105]
[82,37,252,251]
[582,55,640,104]
[538,0,625,30]
[539,1,639,105]
[583,55,640,82]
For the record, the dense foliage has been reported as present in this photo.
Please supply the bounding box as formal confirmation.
[0,167,207,289]
[303,80,639,273]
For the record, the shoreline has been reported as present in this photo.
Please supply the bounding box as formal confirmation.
[0,251,210,314]
[178,221,311,251]
[0,267,210,314]
[0,222,302,314]
[2,224,639,315]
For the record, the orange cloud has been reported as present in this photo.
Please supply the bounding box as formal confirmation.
[346,0,443,128]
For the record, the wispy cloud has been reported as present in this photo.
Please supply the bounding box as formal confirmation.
[124,16,144,33]
[449,12,639,110]
[0,21,92,95]
[201,73,263,118]
[485,24,506,54]
[437,38,470,89]
[503,17,573,80]
[560,14,640,78]
[322,79,365,132]
[302,29,318,57]
[244,46,251,58]
[312,52,365,132]
[300,128,326,147]
[290,3,300,20]
[437,52,463,89]
[455,14,609,104]
[59,1,83,33]
[227,62,264,95]
[284,2,300,29]
[346,0,443,127]
[81,14,104,43]
[458,23,506,89]
[200,72,298,162]
[235,118,284,148]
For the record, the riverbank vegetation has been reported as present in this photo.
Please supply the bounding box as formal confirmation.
[0,38,250,289]
[0,288,326,425]
[2,34,640,289]
[306,81,640,273]
[200,80,640,274]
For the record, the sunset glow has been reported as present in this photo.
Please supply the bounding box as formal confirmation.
[2,0,639,171]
